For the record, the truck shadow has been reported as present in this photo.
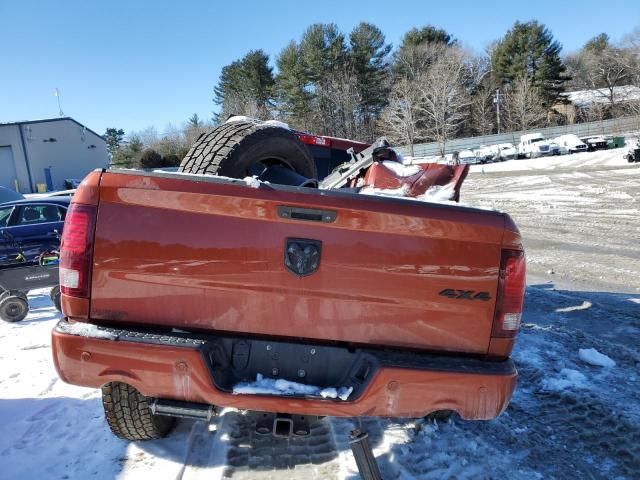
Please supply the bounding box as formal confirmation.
[6,283,639,478]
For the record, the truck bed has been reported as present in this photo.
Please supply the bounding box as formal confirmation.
[86,169,513,355]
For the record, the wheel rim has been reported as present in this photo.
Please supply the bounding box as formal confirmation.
[246,157,295,178]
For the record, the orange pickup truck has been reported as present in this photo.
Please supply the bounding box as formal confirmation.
[51,123,525,442]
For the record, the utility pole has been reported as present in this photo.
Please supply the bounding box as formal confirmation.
[493,89,503,134]
[55,88,64,117]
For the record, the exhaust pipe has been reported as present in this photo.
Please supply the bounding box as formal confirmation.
[150,399,216,421]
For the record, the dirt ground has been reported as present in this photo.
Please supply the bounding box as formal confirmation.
[1,148,639,479]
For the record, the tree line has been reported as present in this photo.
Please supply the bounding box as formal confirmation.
[107,21,640,164]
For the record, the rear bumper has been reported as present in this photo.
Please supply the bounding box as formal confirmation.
[52,319,517,420]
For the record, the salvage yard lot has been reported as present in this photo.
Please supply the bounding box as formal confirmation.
[1,148,639,479]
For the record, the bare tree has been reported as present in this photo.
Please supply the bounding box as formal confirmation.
[470,85,495,137]
[379,76,424,155]
[316,70,363,139]
[504,76,547,131]
[418,47,471,156]
[394,42,444,80]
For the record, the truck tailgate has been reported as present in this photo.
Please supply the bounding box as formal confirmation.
[90,170,506,354]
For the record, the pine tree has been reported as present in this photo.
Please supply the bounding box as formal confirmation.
[213,50,275,121]
[299,23,348,83]
[400,26,456,49]
[275,41,314,129]
[187,113,202,128]
[491,21,567,104]
[348,22,392,139]
[394,26,456,79]
[298,23,349,135]
[104,127,125,156]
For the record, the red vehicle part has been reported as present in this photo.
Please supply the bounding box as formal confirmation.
[53,168,524,422]
[360,161,469,199]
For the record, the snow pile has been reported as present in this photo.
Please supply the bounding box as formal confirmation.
[579,348,616,367]
[418,183,456,202]
[359,182,458,204]
[242,176,261,188]
[57,320,117,340]
[541,368,588,391]
[225,116,290,129]
[233,373,353,400]
[381,161,420,177]
[359,184,411,198]
[556,300,592,312]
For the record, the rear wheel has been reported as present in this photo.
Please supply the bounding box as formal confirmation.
[101,382,175,441]
[50,285,61,312]
[179,120,317,180]
[0,293,29,322]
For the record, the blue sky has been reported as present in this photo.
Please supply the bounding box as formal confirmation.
[1,0,638,136]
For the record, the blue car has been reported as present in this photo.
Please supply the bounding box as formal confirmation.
[0,197,70,266]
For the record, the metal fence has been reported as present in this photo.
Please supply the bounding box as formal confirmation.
[397,115,640,157]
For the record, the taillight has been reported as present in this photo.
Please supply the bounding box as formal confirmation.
[492,249,526,338]
[60,203,96,298]
[297,134,331,147]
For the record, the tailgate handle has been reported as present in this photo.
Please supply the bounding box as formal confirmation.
[277,206,336,223]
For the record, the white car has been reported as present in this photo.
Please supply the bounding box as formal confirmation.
[518,133,558,158]
[458,149,480,165]
[490,143,518,161]
[552,134,588,154]
[580,135,608,151]
[473,145,496,163]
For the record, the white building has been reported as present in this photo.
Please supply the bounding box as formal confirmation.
[0,117,108,193]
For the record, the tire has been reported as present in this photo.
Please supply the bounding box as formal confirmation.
[423,410,454,422]
[101,382,175,441]
[50,285,61,312]
[0,294,29,322]
[179,120,317,180]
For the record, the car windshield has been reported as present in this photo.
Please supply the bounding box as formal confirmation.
[531,138,544,143]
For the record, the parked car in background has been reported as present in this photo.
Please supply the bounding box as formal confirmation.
[624,141,640,162]
[490,143,518,161]
[458,149,480,164]
[64,179,83,189]
[473,145,495,164]
[0,187,24,204]
[0,198,69,266]
[580,135,608,151]
[518,133,556,158]
[553,134,588,154]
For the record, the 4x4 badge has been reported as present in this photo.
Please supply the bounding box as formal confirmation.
[284,238,321,277]
[439,289,491,301]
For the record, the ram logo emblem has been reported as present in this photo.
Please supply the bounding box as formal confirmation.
[285,238,321,277]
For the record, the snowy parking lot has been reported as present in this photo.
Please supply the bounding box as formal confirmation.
[1,148,639,479]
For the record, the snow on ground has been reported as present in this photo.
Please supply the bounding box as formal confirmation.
[2,147,640,479]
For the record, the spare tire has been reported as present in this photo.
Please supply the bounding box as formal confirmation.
[179,120,317,180]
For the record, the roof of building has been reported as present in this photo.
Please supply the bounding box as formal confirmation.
[562,85,640,108]
[0,117,104,140]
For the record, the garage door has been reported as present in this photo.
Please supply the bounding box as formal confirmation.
[0,146,18,190]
